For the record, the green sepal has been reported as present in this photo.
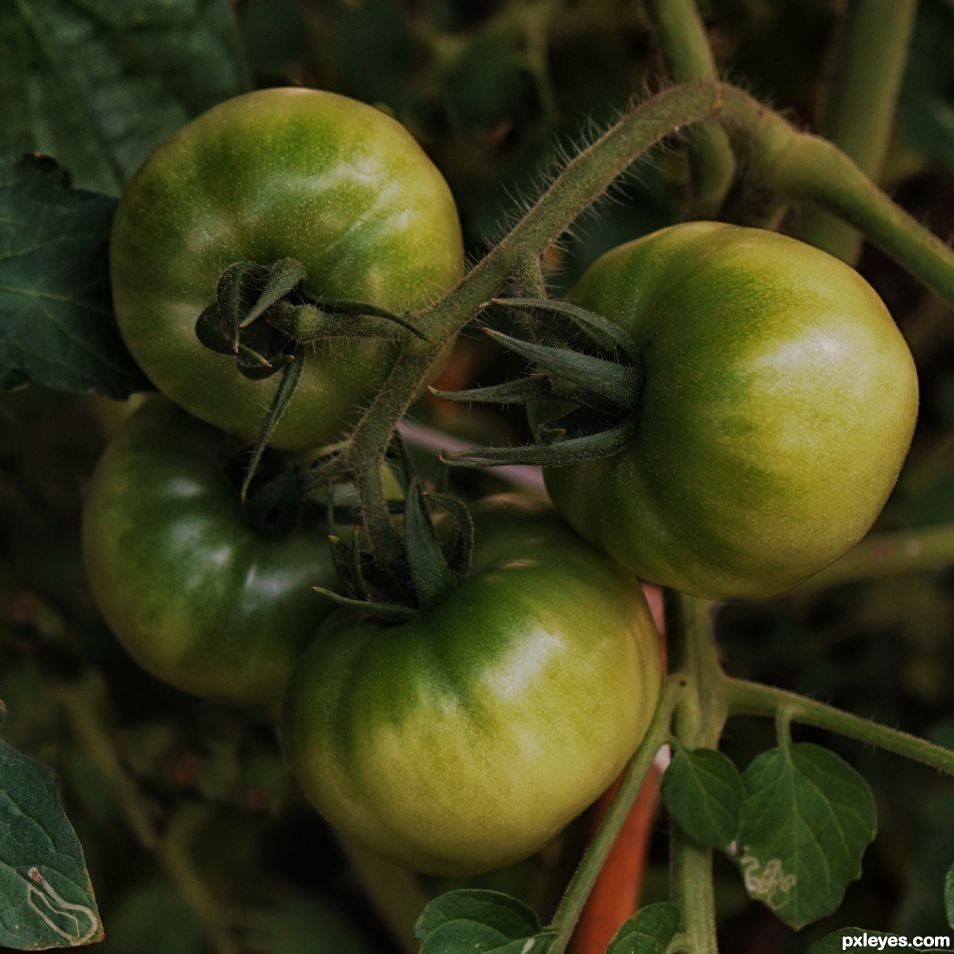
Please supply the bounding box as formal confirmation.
[195,303,238,355]
[443,424,633,468]
[491,296,636,359]
[312,586,418,621]
[484,328,637,409]
[239,257,307,328]
[428,492,475,579]
[404,479,458,611]
[216,260,258,349]
[429,375,554,406]
[239,355,305,501]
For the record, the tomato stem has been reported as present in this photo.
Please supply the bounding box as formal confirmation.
[725,677,954,776]
[795,0,918,264]
[644,0,735,218]
[546,676,684,954]
[718,84,954,303]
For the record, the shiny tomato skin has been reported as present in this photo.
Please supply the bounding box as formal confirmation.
[281,494,662,875]
[542,222,919,600]
[82,397,337,704]
[110,88,464,450]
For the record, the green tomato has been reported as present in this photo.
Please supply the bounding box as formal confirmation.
[541,222,918,600]
[82,397,338,704]
[282,494,661,875]
[110,88,464,450]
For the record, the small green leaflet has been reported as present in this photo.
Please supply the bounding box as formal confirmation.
[606,903,680,954]
[660,746,744,849]
[0,0,249,195]
[807,929,934,952]
[0,154,150,398]
[0,729,102,948]
[945,859,954,929]
[414,889,556,954]
[734,743,876,930]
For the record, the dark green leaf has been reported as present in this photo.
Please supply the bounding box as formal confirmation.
[405,480,457,610]
[312,587,417,622]
[485,328,637,408]
[491,297,636,359]
[444,425,632,468]
[606,903,680,954]
[241,257,307,327]
[0,0,249,195]
[0,154,149,398]
[734,743,877,930]
[240,355,304,501]
[0,735,103,948]
[430,376,554,406]
[414,889,556,954]
[661,747,744,849]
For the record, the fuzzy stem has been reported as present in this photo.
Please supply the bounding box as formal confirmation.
[548,677,683,953]
[797,0,918,263]
[644,0,735,217]
[349,81,724,573]
[726,678,954,775]
[718,84,954,303]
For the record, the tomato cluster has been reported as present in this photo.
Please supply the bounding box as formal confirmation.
[83,89,917,875]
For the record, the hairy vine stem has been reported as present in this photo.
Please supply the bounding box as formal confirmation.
[347,78,954,578]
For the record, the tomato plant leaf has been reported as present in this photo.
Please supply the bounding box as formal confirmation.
[0,154,150,399]
[0,0,249,195]
[606,902,680,954]
[0,735,102,948]
[734,743,876,930]
[415,889,556,954]
[945,859,954,930]
[661,746,744,849]
[806,929,934,952]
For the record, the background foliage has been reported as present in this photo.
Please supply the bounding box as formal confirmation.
[2,0,953,951]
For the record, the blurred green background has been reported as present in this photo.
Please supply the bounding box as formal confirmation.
[2,0,954,951]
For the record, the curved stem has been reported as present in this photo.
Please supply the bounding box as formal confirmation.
[797,0,918,262]
[349,81,724,572]
[718,84,954,303]
[644,0,735,218]
[547,677,683,954]
[725,677,954,776]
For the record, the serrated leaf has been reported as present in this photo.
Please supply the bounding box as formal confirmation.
[415,890,555,954]
[735,743,876,930]
[946,859,954,929]
[606,903,680,954]
[0,736,103,948]
[661,747,744,849]
[806,928,934,953]
[0,154,149,397]
[0,0,248,195]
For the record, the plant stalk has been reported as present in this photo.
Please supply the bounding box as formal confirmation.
[726,677,954,776]
[548,677,683,953]
[644,0,735,217]
[797,0,918,263]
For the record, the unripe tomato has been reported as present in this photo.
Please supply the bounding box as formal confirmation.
[541,222,918,600]
[82,397,337,704]
[282,495,661,875]
[110,88,464,449]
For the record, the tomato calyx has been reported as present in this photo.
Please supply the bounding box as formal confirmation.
[311,445,476,621]
[433,295,641,469]
[195,256,431,498]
